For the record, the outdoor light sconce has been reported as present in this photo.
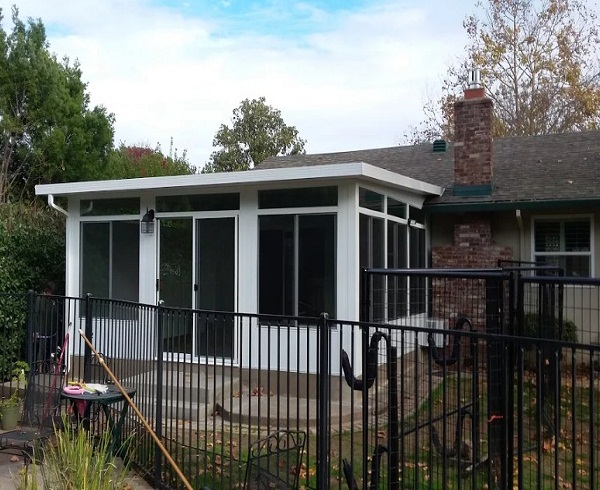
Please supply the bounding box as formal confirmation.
[140,208,155,234]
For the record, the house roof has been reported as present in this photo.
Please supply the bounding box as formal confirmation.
[258,130,600,211]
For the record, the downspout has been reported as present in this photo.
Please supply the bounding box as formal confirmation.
[516,209,524,261]
[48,194,68,217]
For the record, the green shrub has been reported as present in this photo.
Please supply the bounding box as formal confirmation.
[0,203,65,293]
[0,203,65,379]
[521,312,578,343]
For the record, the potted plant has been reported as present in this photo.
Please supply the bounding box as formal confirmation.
[0,361,28,430]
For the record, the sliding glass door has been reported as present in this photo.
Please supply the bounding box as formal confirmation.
[196,217,236,358]
[158,216,236,359]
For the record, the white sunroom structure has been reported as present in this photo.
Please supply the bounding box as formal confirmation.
[36,162,443,373]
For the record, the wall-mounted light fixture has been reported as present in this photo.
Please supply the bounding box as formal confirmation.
[140,208,155,234]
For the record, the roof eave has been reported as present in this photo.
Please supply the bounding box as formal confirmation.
[35,162,444,198]
[426,198,600,213]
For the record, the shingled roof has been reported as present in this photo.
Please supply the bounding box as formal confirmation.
[257,130,600,210]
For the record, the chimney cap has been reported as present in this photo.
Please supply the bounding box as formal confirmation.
[468,67,482,89]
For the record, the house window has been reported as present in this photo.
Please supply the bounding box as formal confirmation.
[359,196,426,321]
[80,198,140,216]
[359,188,384,212]
[259,214,336,318]
[258,186,337,209]
[81,221,140,308]
[360,214,385,321]
[156,193,240,212]
[533,218,591,277]
[387,221,407,319]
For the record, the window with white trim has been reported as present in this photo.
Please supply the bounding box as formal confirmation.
[259,214,336,318]
[533,217,592,277]
[359,189,426,321]
[81,221,140,303]
[258,186,338,319]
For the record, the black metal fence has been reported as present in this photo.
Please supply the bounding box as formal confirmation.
[1,268,599,489]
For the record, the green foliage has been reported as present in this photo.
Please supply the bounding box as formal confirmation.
[0,5,115,203]
[203,97,306,173]
[522,312,578,342]
[15,415,131,489]
[0,203,65,292]
[0,203,64,378]
[104,140,195,179]
[0,360,28,407]
[409,0,600,142]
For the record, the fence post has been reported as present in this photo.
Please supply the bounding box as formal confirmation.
[154,301,164,487]
[26,290,36,367]
[361,268,371,486]
[486,277,509,490]
[317,312,331,489]
[83,293,93,383]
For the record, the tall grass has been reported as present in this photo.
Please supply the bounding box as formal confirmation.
[14,417,131,490]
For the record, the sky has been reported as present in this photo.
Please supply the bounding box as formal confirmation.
[4,0,478,170]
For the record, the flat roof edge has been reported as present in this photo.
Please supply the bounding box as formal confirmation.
[35,162,444,197]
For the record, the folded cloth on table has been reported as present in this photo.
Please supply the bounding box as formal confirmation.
[84,383,108,394]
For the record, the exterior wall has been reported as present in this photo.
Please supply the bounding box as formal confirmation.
[430,208,600,344]
[64,180,430,376]
[430,215,513,330]
[431,216,513,269]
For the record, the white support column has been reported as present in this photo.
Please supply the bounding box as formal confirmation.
[238,188,258,314]
[139,194,157,305]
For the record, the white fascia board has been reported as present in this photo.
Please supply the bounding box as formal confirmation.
[35,162,444,198]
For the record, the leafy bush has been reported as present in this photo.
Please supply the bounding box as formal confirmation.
[521,312,578,343]
[0,203,65,293]
[0,203,65,379]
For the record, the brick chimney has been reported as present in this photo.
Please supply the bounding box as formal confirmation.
[453,68,493,196]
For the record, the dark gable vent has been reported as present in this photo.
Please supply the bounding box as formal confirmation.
[432,139,447,152]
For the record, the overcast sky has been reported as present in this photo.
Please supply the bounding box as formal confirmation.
[5,0,480,170]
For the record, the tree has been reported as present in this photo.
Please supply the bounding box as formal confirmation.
[410,0,600,142]
[104,140,195,179]
[0,6,115,203]
[202,97,306,173]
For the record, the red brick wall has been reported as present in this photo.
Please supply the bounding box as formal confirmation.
[431,218,512,330]
[453,96,493,187]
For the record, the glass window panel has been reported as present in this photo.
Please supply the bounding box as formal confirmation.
[80,198,140,216]
[536,255,590,277]
[298,215,336,318]
[387,221,407,319]
[358,213,385,321]
[197,218,235,357]
[359,214,370,269]
[81,223,110,297]
[534,218,591,277]
[111,221,140,302]
[159,218,193,308]
[258,187,338,209]
[156,194,240,212]
[259,215,295,316]
[359,188,384,212]
[159,218,193,354]
[410,227,426,314]
[409,206,425,225]
[388,197,407,219]
[564,221,590,251]
[535,221,560,252]
[259,214,336,320]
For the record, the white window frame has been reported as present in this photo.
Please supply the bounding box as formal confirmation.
[531,214,594,277]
